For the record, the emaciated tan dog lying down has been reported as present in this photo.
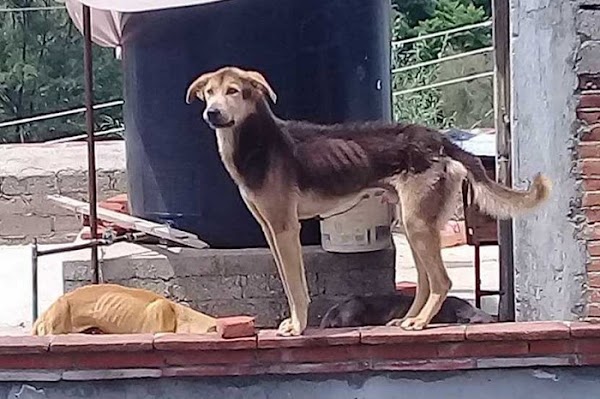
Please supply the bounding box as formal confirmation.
[32,284,217,335]
[185,66,551,336]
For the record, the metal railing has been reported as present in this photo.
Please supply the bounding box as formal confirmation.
[392,20,492,47]
[392,20,494,98]
[0,100,123,129]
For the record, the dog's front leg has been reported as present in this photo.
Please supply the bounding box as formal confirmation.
[264,214,310,336]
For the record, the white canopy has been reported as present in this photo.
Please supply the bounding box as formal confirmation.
[62,0,231,47]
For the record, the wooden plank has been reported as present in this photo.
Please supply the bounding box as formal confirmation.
[47,195,210,250]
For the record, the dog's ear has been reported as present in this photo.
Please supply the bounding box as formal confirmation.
[185,71,215,104]
[242,70,277,104]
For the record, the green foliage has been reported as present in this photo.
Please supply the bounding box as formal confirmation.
[392,0,493,129]
[0,0,122,143]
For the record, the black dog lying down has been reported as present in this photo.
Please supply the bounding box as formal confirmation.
[320,293,496,328]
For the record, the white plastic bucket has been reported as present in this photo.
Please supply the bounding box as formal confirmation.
[320,189,394,253]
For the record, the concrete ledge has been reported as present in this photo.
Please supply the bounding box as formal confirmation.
[63,244,396,327]
[0,321,599,380]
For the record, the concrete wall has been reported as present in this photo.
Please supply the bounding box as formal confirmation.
[0,142,127,244]
[63,244,396,328]
[2,367,600,399]
[510,0,588,320]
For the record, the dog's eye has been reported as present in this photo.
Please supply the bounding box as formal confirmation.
[226,87,239,95]
[206,88,214,96]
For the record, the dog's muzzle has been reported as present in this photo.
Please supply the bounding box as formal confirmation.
[204,109,234,128]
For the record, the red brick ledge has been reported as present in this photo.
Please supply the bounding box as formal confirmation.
[2,321,600,381]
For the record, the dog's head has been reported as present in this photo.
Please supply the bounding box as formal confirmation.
[185,66,277,130]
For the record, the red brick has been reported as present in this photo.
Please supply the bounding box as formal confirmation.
[577,353,600,365]
[360,325,465,345]
[437,341,529,358]
[578,110,600,125]
[257,345,365,364]
[50,334,154,352]
[586,225,600,240]
[98,202,126,212]
[0,335,50,354]
[583,178,600,191]
[580,143,600,159]
[371,358,476,372]
[528,339,576,355]
[440,220,467,248]
[257,328,360,349]
[77,352,165,369]
[0,352,164,370]
[154,333,256,351]
[582,159,600,176]
[588,304,600,317]
[580,94,600,108]
[365,343,439,360]
[216,316,256,339]
[465,321,570,341]
[105,193,128,203]
[589,272,600,288]
[579,74,600,90]
[582,125,600,142]
[0,354,73,370]
[588,258,600,271]
[395,281,417,294]
[589,288,600,303]
[163,350,256,366]
[570,321,600,337]
[574,338,600,353]
[589,242,600,256]
[257,343,438,364]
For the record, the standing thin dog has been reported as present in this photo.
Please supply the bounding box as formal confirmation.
[186,66,551,336]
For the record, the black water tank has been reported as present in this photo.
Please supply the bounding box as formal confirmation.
[121,0,391,248]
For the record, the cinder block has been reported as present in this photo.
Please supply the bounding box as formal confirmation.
[0,214,52,236]
[63,246,396,328]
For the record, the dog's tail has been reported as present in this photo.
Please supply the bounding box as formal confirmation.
[443,139,551,219]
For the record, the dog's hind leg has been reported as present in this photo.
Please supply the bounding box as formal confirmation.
[400,219,450,330]
[387,201,430,327]
[398,161,466,330]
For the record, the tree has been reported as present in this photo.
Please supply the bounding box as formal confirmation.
[392,0,493,128]
[0,0,122,143]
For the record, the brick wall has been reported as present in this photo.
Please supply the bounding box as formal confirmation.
[576,2,600,318]
[0,142,126,244]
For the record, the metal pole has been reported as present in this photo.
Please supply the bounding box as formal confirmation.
[492,0,515,321]
[83,5,100,284]
[31,239,39,322]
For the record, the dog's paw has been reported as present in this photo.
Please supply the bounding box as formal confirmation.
[276,318,303,336]
[399,317,428,331]
[385,318,404,327]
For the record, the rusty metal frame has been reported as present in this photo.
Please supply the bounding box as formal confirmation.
[31,4,99,322]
